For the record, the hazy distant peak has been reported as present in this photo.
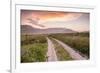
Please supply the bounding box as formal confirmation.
[21,25,77,34]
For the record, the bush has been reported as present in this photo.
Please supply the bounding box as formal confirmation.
[21,43,47,63]
[21,34,47,63]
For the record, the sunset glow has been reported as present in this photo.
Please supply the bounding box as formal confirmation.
[21,10,89,32]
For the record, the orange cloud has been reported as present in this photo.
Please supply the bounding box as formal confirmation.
[38,12,66,20]
[37,12,82,23]
[21,10,83,23]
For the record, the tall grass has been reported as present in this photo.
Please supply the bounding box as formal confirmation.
[21,34,47,63]
[21,34,47,45]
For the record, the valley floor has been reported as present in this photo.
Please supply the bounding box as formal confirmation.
[21,33,89,63]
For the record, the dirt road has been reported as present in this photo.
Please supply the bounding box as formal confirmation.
[53,38,86,60]
[46,37,58,61]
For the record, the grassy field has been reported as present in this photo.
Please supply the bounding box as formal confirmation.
[48,32,89,58]
[21,34,48,63]
[51,38,73,61]
[21,32,89,63]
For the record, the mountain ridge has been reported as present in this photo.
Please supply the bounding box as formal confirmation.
[21,25,77,34]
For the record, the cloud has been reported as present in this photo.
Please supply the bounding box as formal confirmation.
[21,10,89,31]
[39,12,82,23]
[21,10,83,24]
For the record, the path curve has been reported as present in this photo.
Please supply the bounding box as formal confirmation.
[53,38,86,60]
[46,37,58,61]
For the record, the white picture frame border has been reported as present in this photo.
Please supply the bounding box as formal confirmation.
[11,1,96,73]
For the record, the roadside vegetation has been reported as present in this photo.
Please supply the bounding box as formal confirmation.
[21,34,48,63]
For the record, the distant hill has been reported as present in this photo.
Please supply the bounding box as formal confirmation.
[21,25,41,34]
[21,25,76,34]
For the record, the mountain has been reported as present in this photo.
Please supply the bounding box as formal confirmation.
[21,25,41,34]
[21,25,76,34]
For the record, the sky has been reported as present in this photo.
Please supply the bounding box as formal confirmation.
[21,10,90,32]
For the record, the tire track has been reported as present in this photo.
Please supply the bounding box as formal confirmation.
[53,38,86,60]
[46,37,58,61]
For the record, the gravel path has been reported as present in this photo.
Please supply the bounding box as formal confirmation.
[46,37,58,61]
